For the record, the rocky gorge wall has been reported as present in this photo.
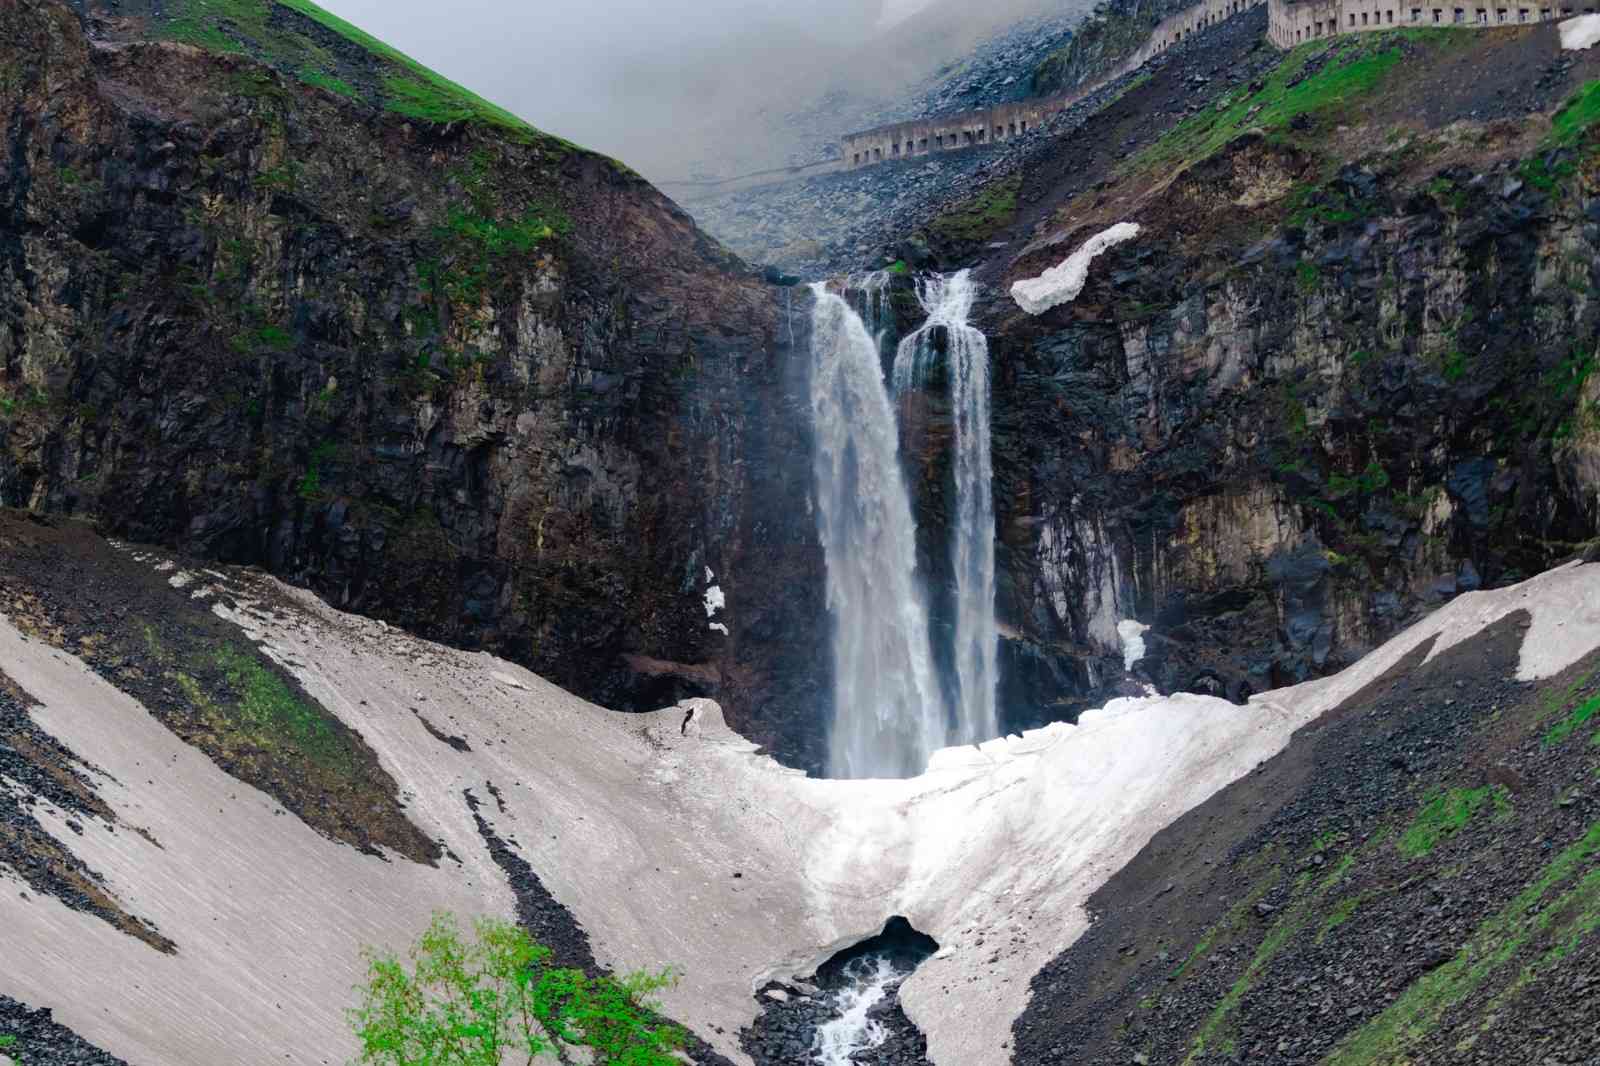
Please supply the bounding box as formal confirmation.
[1033,0,1266,95]
[973,135,1600,715]
[0,0,839,767]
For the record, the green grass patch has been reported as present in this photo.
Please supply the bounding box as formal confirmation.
[1134,36,1405,171]
[1550,78,1600,145]
[1296,260,1321,292]
[298,67,358,100]
[1545,693,1600,747]
[423,199,570,310]
[214,643,347,766]
[1182,911,1306,1065]
[278,0,538,134]
[1168,869,1283,983]
[928,173,1021,244]
[1328,821,1600,1066]
[1182,855,1359,1064]
[1318,895,1363,942]
[297,440,337,500]
[165,14,246,53]
[1398,786,1511,858]
[232,323,295,354]
[158,0,560,141]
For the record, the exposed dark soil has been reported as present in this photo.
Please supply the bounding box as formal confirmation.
[0,997,130,1066]
[0,665,173,952]
[0,510,439,865]
[460,785,737,1066]
[414,710,471,753]
[924,6,1284,276]
[462,785,597,973]
[1012,596,1600,1065]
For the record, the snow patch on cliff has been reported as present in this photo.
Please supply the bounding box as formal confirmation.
[1011,223,1141,315]
[1118,620,1151,671]
[1560,13,1600,49]
[704,569,728,634]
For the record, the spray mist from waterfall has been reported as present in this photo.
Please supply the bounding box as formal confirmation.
[895,270,999,748]
[809,283,947,780]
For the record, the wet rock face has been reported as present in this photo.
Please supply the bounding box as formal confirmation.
[976,139,1600,709]
[0,0,830,767]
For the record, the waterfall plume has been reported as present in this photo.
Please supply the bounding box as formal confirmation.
[895,270,999,748]
[808,283,947,779]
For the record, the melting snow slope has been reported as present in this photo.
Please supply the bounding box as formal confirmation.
[2,560,1598,1065]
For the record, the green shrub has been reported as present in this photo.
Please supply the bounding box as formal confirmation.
[351,913,684,1066]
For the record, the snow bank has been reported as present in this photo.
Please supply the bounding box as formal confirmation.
[3,556,1599,1066]
[1011,222,1141,315]
[1560,13,1600,49]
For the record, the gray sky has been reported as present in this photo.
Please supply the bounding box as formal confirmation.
[316,0,1057,179]
[316,0,893,174]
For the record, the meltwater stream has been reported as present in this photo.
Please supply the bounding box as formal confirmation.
[811,957,906,1065]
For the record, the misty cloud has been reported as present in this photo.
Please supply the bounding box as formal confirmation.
[318,0,1063,180]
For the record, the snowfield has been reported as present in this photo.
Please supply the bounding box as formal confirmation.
[2,556,1599,1065]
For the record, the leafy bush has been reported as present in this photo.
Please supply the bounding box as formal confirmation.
[351,913,684,1066]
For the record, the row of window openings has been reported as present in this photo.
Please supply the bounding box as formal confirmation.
[1157,0,1264,51]
[852,120,1031,164]
[1294,3,1585,37]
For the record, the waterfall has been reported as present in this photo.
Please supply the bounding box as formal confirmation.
[894,271,999,748]
[852,269,893,341]
[809,284,947,780]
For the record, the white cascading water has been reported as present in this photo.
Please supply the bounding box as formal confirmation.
[852,269,893,339]
[812,957,904,1065]
[810,283,948,780]
[894,270,999,747]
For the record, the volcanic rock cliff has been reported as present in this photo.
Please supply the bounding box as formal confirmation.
[873,22,1600,731]
[0,0,832,765]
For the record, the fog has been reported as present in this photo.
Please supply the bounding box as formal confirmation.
[315,0,1066,181]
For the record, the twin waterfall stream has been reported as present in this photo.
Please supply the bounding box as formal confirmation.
[805,268,998,1060]
[809,269,998,781]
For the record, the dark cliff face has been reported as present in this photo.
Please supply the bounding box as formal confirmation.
[1033,0,1198,95]
[890,28,1600,731]
[0,0,831,768]
[985,139,1600,711]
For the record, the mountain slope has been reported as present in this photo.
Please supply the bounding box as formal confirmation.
[0,0,833,767]
[1,513,1596,1066]
[835,22,1600,735]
